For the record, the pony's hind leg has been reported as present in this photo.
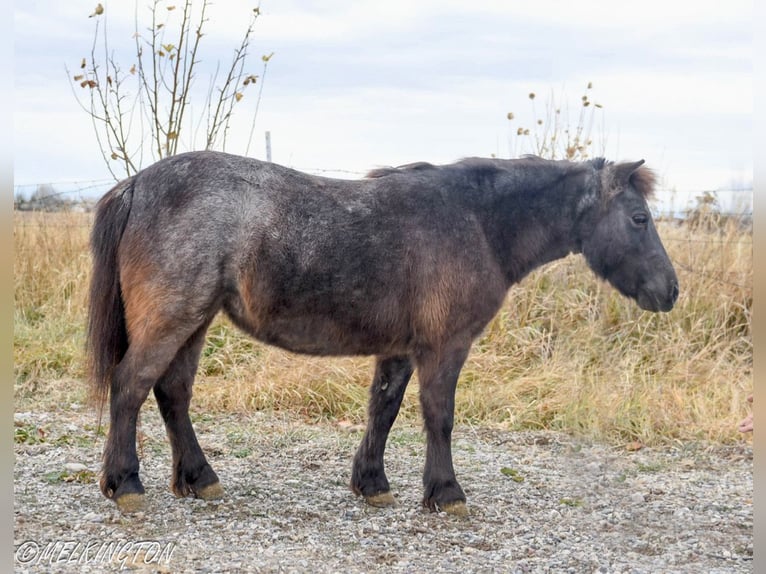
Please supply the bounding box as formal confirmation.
[100,332,195,512]
[351,355,414,507]
[153,320,223,501]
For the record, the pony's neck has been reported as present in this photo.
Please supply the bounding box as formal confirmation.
[479,166,593,286]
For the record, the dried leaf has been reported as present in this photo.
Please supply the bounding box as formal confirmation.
[234,92,243,102]
[167,131,178,140]
[110,152,119,160]
[262,52,274,62]
[89,3,104,18]
[73,74,84,81]
[80,58,87,69]
[167,5,176,10]
[107,75,112,86]
[129,64,137,75]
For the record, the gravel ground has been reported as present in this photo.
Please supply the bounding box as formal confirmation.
[14,406,752,573]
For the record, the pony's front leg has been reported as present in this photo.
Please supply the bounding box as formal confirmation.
[416,344,470,516]
[351,355,413,506]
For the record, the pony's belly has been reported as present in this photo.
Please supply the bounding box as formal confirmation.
[251,315,409,357]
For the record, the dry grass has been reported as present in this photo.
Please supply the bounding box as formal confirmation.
[13,210,752,445]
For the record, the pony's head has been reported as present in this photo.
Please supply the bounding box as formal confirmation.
[580,159,679,312]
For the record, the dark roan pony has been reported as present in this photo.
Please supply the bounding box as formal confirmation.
[87,151,679,514]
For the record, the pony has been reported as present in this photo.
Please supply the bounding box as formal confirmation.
[86,151,678,514]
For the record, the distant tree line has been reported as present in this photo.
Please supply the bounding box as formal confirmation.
[14,184,95,212]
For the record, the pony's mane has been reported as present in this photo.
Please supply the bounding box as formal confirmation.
[366,162,437,179]
[366,156,656,200]
[367,157,538,179]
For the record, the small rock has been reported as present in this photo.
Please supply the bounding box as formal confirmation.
[630,492,646,504]
[585,461,601,474]
[64,462,88,473]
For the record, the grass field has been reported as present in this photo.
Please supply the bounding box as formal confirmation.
[13,208,752,445]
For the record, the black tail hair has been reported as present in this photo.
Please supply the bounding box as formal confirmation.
[85,177,135,416]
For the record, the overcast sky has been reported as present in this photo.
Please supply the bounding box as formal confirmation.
[14,0,752,206]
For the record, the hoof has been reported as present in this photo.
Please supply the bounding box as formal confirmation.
[439,501,469,517]
[196,482,224,500]
[365,491,397,507]
[115,492,146,513]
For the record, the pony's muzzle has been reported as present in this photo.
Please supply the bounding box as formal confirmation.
[636,277,679,313]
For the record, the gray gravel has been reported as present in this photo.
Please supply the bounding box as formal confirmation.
[14,406,753,573]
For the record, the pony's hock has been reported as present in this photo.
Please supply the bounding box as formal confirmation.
[86,151,678,514]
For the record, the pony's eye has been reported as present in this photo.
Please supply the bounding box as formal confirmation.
[632,213,648,226]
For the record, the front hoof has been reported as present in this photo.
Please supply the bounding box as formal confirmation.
[423,479,466,515]
[196,482,224,500]
[115,492,146,513]
[365,491,397,508]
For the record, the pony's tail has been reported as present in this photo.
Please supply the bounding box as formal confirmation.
[86,176,135,419]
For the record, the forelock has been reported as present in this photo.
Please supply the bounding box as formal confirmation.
[598,160,657,203]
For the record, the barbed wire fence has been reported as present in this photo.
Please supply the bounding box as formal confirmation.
[14,179,753,291]
[14,178,752,291]
[13,176,753,218]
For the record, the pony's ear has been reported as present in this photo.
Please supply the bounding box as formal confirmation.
[615,159,645,184]
[612,159,656,199]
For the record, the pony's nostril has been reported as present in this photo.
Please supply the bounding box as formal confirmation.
[671,282,679,303]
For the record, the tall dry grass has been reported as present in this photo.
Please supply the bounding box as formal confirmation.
[13,209,752,444]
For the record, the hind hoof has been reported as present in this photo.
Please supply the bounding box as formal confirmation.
[439,501,469,517]
[365,491,397,507]
[196,482,224,500]
[115,492,146,513]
